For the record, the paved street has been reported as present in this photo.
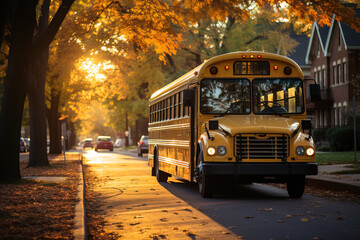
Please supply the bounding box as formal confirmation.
[83,150,360,240]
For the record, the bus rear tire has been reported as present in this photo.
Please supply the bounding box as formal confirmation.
[155,151,168,182]
[287,175,305,198]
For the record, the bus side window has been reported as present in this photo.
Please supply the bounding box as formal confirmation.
[165,98,168,120]
[162,100,165,121]
[170,96,173,119]
[174,94,178,119]
[179,92,183,117]
[150,105,153,123]
[183,90,189,116]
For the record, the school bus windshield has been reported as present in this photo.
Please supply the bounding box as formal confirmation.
[200,78,251,114]
[200,78,305,115]
[253,78,304,114]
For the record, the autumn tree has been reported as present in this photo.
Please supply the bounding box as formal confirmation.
[0,0,75,180]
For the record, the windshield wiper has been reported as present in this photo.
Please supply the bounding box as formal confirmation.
[260,101,287,117]
[217,99,241,118]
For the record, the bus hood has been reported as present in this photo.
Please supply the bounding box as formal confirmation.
[217,115,300,136]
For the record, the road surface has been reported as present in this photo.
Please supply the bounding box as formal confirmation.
[83,149,360,240]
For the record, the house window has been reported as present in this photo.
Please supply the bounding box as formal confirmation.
[318,71,322,88]
[337,64,341,84]
[343,62,347,83]
[314,70,317,83]
[334,107,338,126]
[333,66,336,85]
[339,107,342,126]
[324,110,327,127]
[322,69,326,88]
[317,40,321,57]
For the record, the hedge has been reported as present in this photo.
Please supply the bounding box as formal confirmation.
[326,126,360,151]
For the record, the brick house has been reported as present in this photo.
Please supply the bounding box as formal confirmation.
[305,9,360,129]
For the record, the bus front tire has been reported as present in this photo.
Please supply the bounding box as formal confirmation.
[197,150,213,198]
[199,171,213,198]
[287,175,305,198]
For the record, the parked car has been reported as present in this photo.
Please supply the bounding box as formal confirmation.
[20,138,28,153]
[137,135,148,156]
[83,138,94,149]
[95,136,113,151]
[114,138,123,148]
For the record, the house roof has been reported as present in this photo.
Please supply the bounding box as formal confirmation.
[324,9,360,55]
[289,35,310,67]
[306,8,360,63]
[305,23,329,64]
[339,9,360,49]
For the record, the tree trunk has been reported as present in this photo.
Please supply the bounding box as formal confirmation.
[46,89,62,154]
[27,0,50,167]
[0,0,38,180]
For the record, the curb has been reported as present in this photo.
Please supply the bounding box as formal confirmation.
[74,157,87,240]
[306,176,360,194]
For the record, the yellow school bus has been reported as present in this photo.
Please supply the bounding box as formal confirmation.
[148,51,318,198]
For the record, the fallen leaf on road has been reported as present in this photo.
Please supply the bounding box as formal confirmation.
[173,227,178,230]
[160,218,168,222]
[337,216,345,220]
[222,231,231,235]
[134,215,144,218]
[258,208,273,212]
[277,219,285,223]
[182,208,193,212]
[130,222,140,226]
[244,216,254,219]
[301,218,309,222]
[286,215,293,218]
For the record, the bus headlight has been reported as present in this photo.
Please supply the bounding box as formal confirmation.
[306,147,315,156]
[295,146,305,156]
[217,146,227,156]
[207,147,216,156]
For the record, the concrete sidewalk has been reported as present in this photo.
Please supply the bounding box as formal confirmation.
[307,164,360,194]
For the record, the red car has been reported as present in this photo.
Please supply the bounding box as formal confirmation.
[95,136,113,151]
[83,138,94,149]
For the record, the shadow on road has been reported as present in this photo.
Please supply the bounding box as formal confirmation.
[163,178,289,201]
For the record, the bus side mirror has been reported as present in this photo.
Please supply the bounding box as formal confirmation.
[183,89,194,107]
[301,119,312,131]
[209,120,219,130]
[310,84,321,102]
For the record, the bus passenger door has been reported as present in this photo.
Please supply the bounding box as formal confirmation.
[184,87,197,182]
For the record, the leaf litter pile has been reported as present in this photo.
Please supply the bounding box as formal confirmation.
[83,165,120,240]
[0,160,80,239]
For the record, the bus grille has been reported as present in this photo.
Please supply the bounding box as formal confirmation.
[235,134,289,160]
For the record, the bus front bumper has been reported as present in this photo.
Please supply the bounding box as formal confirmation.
[202,162,318,176]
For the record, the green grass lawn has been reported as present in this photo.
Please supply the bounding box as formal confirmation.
[316,151,360,165]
